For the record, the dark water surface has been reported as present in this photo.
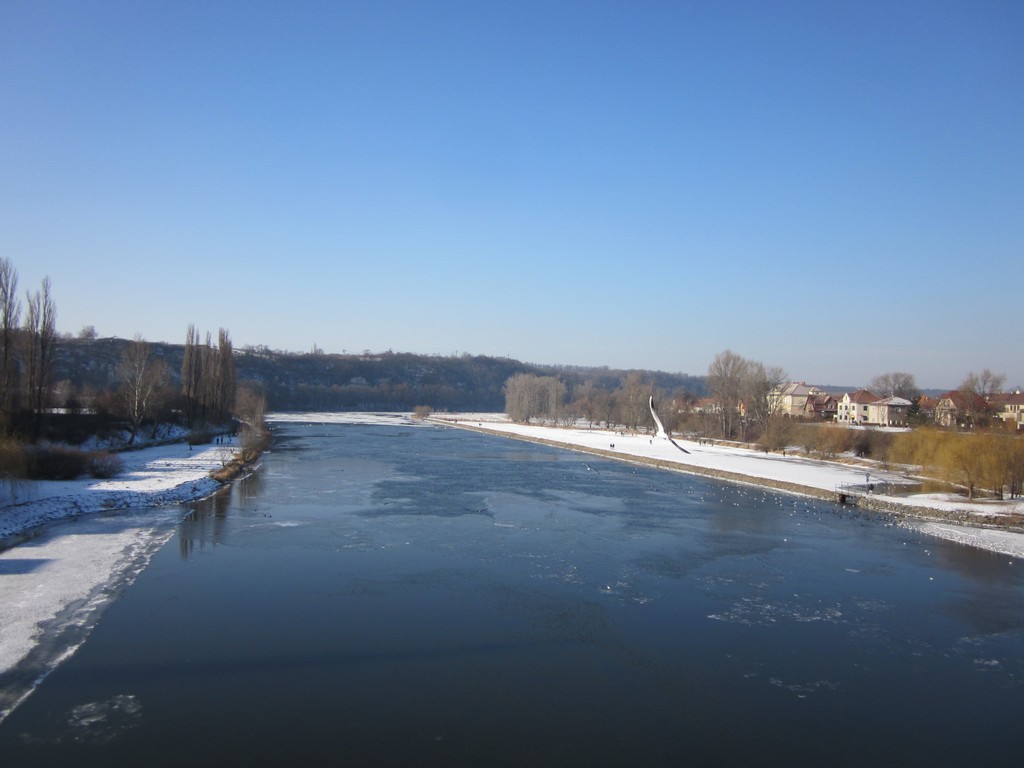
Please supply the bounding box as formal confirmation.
[2,420,1023,767]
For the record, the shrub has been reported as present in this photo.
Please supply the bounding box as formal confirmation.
[850,429,893,460]
[0,437,27,479]
[188,430,213,446]
[815,425,852,458]
[794,423,818,455]
[758,415,793,453]
[88,451,123,479]
[25,446,90,480]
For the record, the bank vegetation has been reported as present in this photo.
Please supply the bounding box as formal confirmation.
[0,257,268,486]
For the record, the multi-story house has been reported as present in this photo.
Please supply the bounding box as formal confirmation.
[934,390,989,428]
[866,396,912,427]
[835,389,879,424]
[769,382,828,418]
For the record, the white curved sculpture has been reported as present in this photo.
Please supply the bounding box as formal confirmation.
[649,395,668,439]
[649,396,690,454]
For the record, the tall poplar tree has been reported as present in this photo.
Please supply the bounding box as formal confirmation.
[23,276,57,440]
[181,324,203,427]
[0,258,20,423]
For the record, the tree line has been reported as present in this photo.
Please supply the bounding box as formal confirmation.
[0,258,58,441]
[0,257,268,480]
[889,429,1024,500]
[503,371,698,432]
[112,326,242,446]
[503,350,786,441]
[503,350,1024,502]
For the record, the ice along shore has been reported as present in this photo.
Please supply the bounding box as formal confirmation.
[0,438,244,722]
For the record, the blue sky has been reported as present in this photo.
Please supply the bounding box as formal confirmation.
[3,1,1021,389]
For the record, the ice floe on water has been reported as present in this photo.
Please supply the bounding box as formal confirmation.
[768,677,842,698]
[65,694,143,744]
[267,412,418,426]
[707,596,844,626]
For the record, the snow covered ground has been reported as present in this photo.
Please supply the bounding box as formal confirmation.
[433,413,1024,561]
[0,440,234,542]
[0,439,237,718]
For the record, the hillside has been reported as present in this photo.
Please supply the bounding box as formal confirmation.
[52,339,706,413]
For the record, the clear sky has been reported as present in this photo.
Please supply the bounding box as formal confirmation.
[2,1,1021,389]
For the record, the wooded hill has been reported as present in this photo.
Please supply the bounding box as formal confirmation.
[52,338,706,413]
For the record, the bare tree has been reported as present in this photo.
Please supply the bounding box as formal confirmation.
[744,361,788,437]
[180,325,236,427]
[22,276,57,441]
[215,328,236,424]
[959,368,1006,428]
[0,258,20,421]
[869,372,919,400]
[181,324,203,427]
[235,382,269,461]
[117,335,170,445]
[200,330,215,422]
[707,350,748,439]
[504,373,539,423]
[594,389,618,429]
[571,380,600,428]
[960,369,1006,399]
[503,373,565,423]
[619,372,654,431]
[539,376,567,424]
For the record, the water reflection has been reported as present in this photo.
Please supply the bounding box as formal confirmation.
[932,538,1022,585]
[178,468,264,559]
[851,479,965,497]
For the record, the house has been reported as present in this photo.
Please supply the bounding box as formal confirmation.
[934,390,990,427]
[769,381,828,418]
[803,392,837,421]
[916,395,937,422]
[990,390,1024,429]
[690,397,721,415]
[835,389,879,424]
[866,396,912,427]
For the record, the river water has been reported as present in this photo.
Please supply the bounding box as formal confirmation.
[2,417,1022,767]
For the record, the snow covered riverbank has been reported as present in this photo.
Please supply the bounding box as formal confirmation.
[0,440,238,720]
[433,414,1024,561]
[0,440,235,543]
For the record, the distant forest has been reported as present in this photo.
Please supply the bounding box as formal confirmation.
[52,338,706,414]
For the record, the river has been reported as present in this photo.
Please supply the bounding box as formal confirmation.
[1,416,1022,767]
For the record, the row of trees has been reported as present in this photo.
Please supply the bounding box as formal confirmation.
[182,325,236,427]
[705,350,787,440]
[503,371,692,433]
[891,429,1024,500]
[114,326,239,444]
[503,357,790,442]
[504,374,568,424]
[0,258,252,451]
[0,258,58,441]
[746,421,1024,500]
